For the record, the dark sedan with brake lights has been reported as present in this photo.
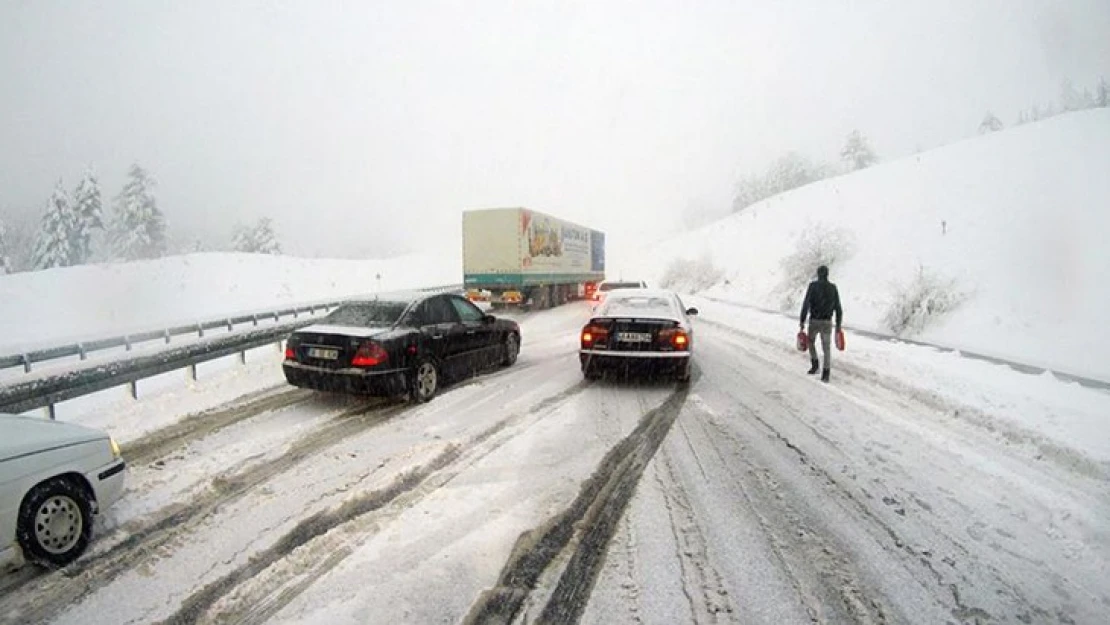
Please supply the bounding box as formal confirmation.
[579,288,698,382]
[283,292,521,402]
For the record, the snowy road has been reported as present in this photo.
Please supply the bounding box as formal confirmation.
[1,302,1107,624]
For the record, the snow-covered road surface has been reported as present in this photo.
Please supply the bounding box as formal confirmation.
[1,302,1106,625]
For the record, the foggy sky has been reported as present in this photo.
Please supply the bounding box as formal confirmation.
[2,1,1108,262]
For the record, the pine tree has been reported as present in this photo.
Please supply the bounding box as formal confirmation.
[840,130,877,171]
[33,180,79,269]
[72,168,103,264]
[0,218,10,274]
[111,164,166,260]
[232,217,282,254]
[1097,77,1109,108]
[252,217,281,254]
[979,111,1004,134]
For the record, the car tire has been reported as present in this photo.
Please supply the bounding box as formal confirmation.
[676,359,692,384]
[409,358,440,403]
[501,332,520,367]
[17,477,94,568]
[582,362,602,381]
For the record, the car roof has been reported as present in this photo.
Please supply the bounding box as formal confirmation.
[341,291,440,306]
[600,287,676,300]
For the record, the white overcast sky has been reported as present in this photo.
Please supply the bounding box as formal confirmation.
[2,1,1108,258]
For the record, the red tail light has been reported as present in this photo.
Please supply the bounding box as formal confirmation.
[351,342,389,367]
[659,329,690,351]
[284,347,295,360]
[581,325,609,348]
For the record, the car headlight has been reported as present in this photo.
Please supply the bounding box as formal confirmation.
[109,437,122,459]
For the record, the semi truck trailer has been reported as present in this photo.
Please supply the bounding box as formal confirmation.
[462,208,605,310]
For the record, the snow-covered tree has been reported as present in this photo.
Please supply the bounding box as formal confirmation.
[840,130,877,171]
[72,168,103,264]
[1097,78,1109,108]
[111,164,166,260]
[32,180,79,269]
[232,217,282,254]
[0,218,10,274]
[979,111,1004,134]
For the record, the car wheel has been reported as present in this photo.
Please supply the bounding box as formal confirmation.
[676,359,691,384]
[582,361,602,381]
[17,477,94,568]
[409,358,439,403]
[501,332,520,367]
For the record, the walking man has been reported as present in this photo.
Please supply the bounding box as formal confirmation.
[799,265,843,382]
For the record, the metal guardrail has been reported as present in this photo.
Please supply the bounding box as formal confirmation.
[0,284,463,375]
[0,321,305,416]
[0,283,463,418]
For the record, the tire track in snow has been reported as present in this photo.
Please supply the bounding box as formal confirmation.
[462,384,689,625]
[0,396,402,624]
[122,386,315,466]
[653,442,739,624]
[155,381,592,625]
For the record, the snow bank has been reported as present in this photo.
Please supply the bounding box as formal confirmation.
[0,251,459,353]
[634,110,1110,380]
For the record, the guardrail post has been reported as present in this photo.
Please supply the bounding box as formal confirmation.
[21,353,31,373]
[293,308,299,319]
[164,329,171,344]
[127,380,138,400]
[44,404,56,420]
[78,343,87,361]
[238,350,246,365]
[252,314,259,327]
[197,323,204,338]
[186,363,197,382]
[227,318,233,332]
[273,312,280,322]
[124,335,132,351]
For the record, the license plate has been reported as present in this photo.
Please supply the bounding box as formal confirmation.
[307,347,338,360]
[616,332,653,343]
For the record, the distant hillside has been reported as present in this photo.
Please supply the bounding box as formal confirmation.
[0,252,459,353]
[638,109,1110,380]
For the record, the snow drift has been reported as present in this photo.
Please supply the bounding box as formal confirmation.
[0,251,459,353]
[633,109,1110,380]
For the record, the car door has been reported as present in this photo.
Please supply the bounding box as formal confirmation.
[449,295,497,369]
[425,295,468,377]
[411,296,458,368]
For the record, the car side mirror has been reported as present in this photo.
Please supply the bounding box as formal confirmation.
[686,307,699,316]
[482,314,497,324]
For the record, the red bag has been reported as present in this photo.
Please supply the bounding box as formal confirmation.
[796,330,808,352]
[835,328,846,351]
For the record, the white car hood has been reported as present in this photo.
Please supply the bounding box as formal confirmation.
[296,324,390,339]
[0,414,107,462]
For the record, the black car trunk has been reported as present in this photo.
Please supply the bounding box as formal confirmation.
[292,332,365,369]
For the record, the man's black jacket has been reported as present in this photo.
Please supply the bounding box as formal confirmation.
[800,278,843,326]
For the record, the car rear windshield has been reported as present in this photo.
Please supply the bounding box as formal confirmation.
[599,282,643,292]
[601,295,675,318]
[324,302,408,327]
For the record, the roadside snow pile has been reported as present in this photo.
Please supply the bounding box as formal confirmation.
[0,251,459,353]
[638,109,1110,380]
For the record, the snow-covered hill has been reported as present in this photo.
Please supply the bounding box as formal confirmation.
[631,109,1110,380]
[0,251,459,353]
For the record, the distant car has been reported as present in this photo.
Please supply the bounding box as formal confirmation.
[579,289,698,382]
[0,414,126,569]
[283,292,521,402]
[589,279,648,308]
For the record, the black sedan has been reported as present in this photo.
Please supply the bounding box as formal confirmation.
[579,288,698,382]
[283,292,521,402]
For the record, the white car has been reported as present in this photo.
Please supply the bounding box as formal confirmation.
[1,414,126,569]
[580,288,698,382]
[589,279,648,309]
